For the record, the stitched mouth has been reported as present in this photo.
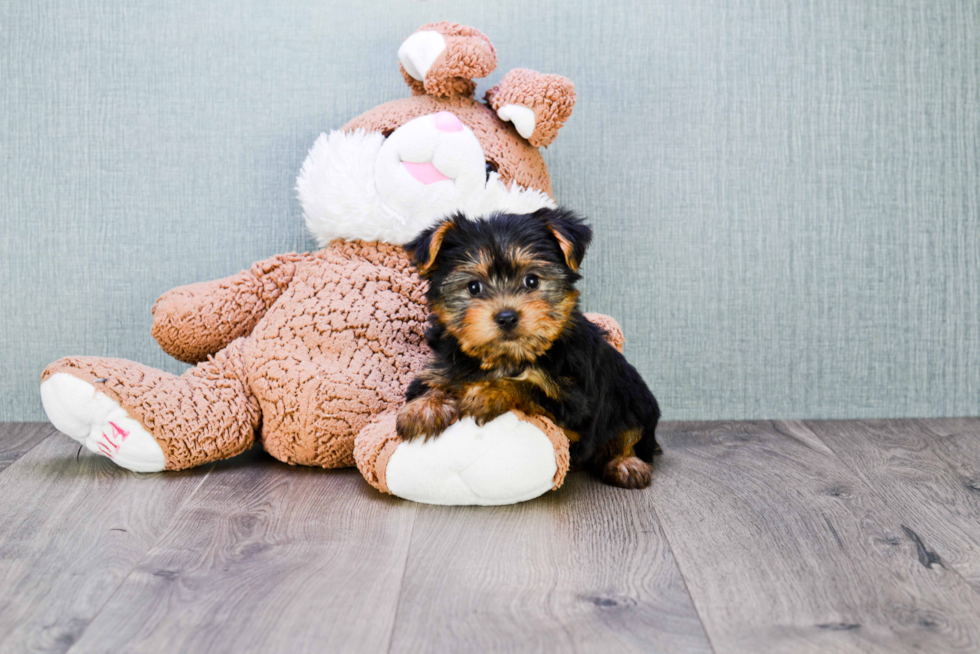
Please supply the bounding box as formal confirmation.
[402,161,452,185]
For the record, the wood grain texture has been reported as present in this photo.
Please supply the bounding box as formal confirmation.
[807,419,980,594]
[66,451,417,654]
[0,432,211,653]
[652,420,980,654]
[5,420,980,653]
[388,472,712,654]
[0,422,52,473]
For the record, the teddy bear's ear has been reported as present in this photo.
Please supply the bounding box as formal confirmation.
[398,23,497,98]
[485,69,576,148]
[404,215,458,276]
[535,207,592,272]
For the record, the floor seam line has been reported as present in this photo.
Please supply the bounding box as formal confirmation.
[645,491,722,654]
[0,424,59,477]
[385,502,420,654]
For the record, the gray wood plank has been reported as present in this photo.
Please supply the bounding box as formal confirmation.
[920,420,980,503]
[387,471,713,654]
[0,423,53,473]
[66,453,418,654]
[651,420,980,654]
[806,418,980,594]
[0,429,211,653]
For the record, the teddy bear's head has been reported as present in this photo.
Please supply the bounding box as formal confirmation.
[297,22,577,246]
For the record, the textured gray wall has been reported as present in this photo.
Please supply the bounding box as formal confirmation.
[2,0,979,421]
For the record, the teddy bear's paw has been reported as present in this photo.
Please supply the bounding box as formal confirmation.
[40,373,166,473]
[384,412,558,505]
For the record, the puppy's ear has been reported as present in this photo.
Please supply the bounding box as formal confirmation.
[404,216,457,276]
[536,208,592,272]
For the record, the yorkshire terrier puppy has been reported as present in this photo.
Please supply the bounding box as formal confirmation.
[395,207,661,489]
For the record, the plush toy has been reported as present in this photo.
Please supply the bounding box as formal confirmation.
[39,22,625,505]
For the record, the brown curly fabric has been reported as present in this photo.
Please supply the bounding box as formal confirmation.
[399,69,428,97]
[151,253,316,364]
[353,410,403,494]
[486,69,577,148]
[398,22,497,99]
[583,312,625,354]
[345,95,553,197]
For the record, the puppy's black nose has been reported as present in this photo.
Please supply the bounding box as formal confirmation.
[494,309,519,332]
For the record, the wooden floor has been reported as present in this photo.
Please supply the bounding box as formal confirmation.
[2,420,980,653]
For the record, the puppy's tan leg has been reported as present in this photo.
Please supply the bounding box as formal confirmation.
[458,381,525,426]
[396,389,458,441]
[562,429,586,472]
[598,428,653,489]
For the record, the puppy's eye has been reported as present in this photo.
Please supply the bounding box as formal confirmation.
[522,274,539,290]
[467,280,483,297]
[485,160,498,181]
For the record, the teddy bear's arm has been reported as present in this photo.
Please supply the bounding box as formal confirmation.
[150,253,314,364]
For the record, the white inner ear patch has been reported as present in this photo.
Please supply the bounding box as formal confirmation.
[398,31,447,82]
[497,104,536,139]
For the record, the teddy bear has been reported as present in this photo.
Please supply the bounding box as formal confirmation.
[39,22,625,505]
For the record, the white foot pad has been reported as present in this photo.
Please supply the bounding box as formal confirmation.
[385,412,558,506]
[40,373,166,473]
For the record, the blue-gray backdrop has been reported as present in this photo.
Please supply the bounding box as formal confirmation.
[3,0,978,421]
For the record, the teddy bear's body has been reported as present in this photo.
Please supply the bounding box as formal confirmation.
[40,23,623,505]
[44,241,426,470]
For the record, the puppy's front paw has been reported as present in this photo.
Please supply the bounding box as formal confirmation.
[601,456,653,489]
[396,391,459,441]
[458,385,516,427]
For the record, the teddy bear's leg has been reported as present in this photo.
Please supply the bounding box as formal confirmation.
[41,372,166,472]
[40,338,260,472]
[355,409,569,506]
[257,362,391,469]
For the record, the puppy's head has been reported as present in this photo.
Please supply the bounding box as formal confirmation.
[405,208,592,369]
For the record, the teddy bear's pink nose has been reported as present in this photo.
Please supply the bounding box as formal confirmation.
[433,111,464,132]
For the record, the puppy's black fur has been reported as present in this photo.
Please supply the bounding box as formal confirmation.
[399,208,661,489]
